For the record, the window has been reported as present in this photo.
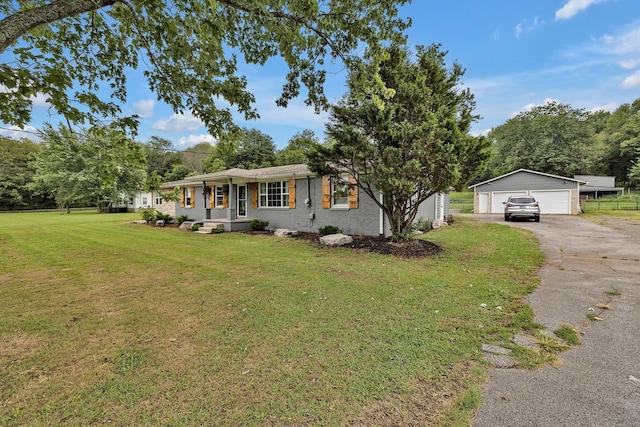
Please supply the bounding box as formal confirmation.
[214,186,224,207]
[259,181,289,207]
[332,176,350,208]
[155,192,163,205]
[142,196,148,206]
[184,187,192,207]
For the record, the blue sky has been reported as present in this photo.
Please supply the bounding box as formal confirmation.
[4,0,640,150]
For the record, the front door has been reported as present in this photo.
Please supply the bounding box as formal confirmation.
[237,185,247,217]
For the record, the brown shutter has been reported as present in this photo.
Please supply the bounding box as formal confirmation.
[348,177,358,209]
[222,192,228,209]
[180,187,185,207]
[289,179,296,208]
[321,176,331,209]
[209,186,214,207]
[190,186,196,208]
[252,183,258,208]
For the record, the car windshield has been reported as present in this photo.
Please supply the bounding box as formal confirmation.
[510,197,535,204]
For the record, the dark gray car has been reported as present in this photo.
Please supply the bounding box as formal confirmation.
[503,196,540,222]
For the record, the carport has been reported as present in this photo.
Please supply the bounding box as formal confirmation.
[469,169,585,215]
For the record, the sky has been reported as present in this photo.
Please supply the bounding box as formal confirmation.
[3,0,640,150]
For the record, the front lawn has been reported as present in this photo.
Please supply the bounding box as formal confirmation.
[0,211,543,426]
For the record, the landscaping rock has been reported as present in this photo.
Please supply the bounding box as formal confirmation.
[274,229,298,237]
[431,219,449,229]
[179,221,193,230]
[156,220,165,227]
[319,233,354,246]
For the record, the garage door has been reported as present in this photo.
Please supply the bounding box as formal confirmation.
[491,191,527,213]
[530,190,571,214]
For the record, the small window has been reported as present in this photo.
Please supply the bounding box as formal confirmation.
[142,197,148,205]
[184,187,192,207]
[332,176,350,208]
[214,186,224,207]
[155,192,163,205]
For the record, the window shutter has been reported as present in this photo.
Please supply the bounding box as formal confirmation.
[223,192,228,209]
[209,186,214,207]
[348,177,358,209]
[321,176,331,208]
[252,183,258,208]
[180,187,185,207]
[190,186,196,208]
[289,179,296,208]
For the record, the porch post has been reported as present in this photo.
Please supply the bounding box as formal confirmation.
[227,178,236,220]
[203,180,211,219]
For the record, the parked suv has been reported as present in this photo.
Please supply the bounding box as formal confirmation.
[503,196,540,222]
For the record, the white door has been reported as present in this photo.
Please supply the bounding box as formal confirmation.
[478,193,490,213]
[491,191,527,213]
[530,190,571,214]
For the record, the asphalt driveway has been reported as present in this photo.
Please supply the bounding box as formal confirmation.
[469,214,640,427]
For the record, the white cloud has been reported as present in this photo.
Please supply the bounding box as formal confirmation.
[555,0,608,21]
[152,111,204,132]
[513,98,560,116]
[620,59,639,69]
[621,70,640,88]
[133,99,155,119]
[589,102,618,112]
[514,24,523,38]
[514,16,544,38]
[175,134,217,149]
[0,124,40,141]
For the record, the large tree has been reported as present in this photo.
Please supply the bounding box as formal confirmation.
[276,129,320,165]
[308,44,490,242]
[486,101,598,178]
[31,125,147,211]
[597,99,640,186]
[0,0,409,135]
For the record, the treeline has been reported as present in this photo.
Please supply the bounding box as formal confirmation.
[0,126,318,211]
[476,99,640,187]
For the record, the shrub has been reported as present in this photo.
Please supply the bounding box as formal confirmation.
[249,219,269,231]
[319,225,342,236]
[176,215,191,226]
[138,206,156,224]
[191,223,201,231]
[413,217,432,233]
[156,212,174,222]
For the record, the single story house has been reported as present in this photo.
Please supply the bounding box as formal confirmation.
[162,164,448,236]
[469,169,586,215]
[574,175,624,199]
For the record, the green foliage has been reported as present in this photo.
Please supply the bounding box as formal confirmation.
[1,1,409,137]
[275,129,319,165]
[249,219,270,231]
[309,44,490,242]
[176,215,191,226]
[319,225,342,235]
[232,128,277,169]
[138,206,156,223]
[413,218,432,233]
[30,125,147,211]
[191,223,201,231]
[554,324,581,346]
[155,212,173,222]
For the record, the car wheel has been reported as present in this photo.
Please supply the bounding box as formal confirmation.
[534,216,540,222]
[504,215,510,221]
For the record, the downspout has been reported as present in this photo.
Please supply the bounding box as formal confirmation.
[379,191,384,237]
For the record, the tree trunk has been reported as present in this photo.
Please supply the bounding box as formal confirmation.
[0,0,117,53]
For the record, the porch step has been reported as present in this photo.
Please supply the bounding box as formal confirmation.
[195,223,224,234]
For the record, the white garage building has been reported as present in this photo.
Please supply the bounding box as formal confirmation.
[469,169,585,215]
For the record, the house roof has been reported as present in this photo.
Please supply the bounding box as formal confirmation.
[167,164,314,187]
[468,168,587,189]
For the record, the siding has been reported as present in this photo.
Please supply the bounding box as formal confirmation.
[474,171,576,192]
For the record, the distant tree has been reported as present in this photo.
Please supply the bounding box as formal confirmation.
[181,142,216,174]
[203,139,238,173]
[0,1,409,136]
[276,130,320,165]
[0,136,56,210]
[163,164,192,182]
[308,44,490,242]
[597,99,640,186]
[143,136,181,178]
[31,125,147,212]
[487,101,598,177]
[230,128,276,169]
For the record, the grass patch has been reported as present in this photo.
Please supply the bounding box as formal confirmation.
[0,212,543,426]
[553,324,581,346]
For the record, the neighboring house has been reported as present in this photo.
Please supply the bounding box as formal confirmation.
[161,164,448,236]
[574,175,624,199]
[126,190,175,217]
[469,169,586,215]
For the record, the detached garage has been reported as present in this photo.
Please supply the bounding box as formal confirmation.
[469,169,585,215]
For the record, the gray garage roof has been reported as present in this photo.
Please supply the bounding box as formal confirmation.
[469,169,586,189]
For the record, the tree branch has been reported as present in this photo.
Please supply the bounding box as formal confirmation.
[0,0,118,53]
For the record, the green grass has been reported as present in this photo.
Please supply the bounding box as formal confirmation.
[0,211,544,426]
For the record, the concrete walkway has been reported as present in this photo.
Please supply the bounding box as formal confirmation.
[469,214,640,427]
